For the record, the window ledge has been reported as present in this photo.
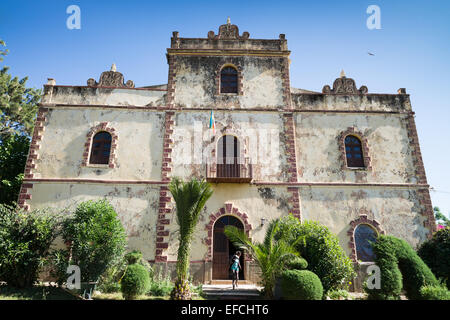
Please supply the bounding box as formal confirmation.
[357,261,376,266]
[84,164,111,169]
[346,167,367,171]
[218,93,240,96]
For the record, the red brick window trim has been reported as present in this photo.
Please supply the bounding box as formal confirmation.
[347,215,385,262]
[215,62,243,96]
[82,122,118,168]
[338,127,372,170]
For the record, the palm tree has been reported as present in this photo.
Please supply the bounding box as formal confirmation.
[224,219,300,298]
[168,177,213,300]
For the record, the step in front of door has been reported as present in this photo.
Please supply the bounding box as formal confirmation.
[209,280,253,285]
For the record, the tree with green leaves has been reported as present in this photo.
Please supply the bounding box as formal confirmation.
[168,177,213,300]
[52,200,127,286]
[224,219,300,298]
[0,39,41,205]
[0,40,41,139]
[0,204,63,288]
[0,134,29,205]
[434,206,450,228]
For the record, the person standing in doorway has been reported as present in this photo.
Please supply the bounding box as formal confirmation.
[230,251,242,290]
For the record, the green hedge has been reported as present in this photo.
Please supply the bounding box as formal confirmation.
[418,227,450,288]
[286,257,308,270]
[280,270,323,300]
[366,235,439,300]
[419,285,450,300]
[125,250,143,265]
[120,264,151,299]
[275,216,355,295]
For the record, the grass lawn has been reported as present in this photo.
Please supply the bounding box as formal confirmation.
[0,284,79,300]
[92,291,206,300]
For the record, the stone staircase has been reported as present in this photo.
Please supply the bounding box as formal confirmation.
[202,281,263,300]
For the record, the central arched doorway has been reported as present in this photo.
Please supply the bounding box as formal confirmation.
[212,215,245,280]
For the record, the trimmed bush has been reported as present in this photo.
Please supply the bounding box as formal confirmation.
[275,216,355,295]
[125,250,154,279]
[61,200,127,283]
[120,264,151,299]
[280,270,323,300]
[0,205,62,288]
[364,240,403,300]
[418,227,450,288]
[419,285,450,300]
[286,257,308,270]
[125,250,143,265]
[366,235,439,300]
[97,249,153,294]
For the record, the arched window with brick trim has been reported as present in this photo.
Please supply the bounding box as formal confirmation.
[345,135,365,168]
[220,66,238,94]
[89,131,112,165]
[354,224,378,262]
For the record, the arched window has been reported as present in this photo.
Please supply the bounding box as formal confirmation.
[89,131,112,164]
[220,66,238,94]
[354,224,377,262]
[217,135,240,177]
[345,135,365,168]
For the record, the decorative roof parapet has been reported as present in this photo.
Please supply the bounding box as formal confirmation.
[322,70,368,95]
[207,18,250,40]
[87,64,135,88]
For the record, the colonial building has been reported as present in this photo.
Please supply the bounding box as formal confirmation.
[19,21,435,286]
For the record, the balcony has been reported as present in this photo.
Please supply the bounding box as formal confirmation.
[206,157,253,183]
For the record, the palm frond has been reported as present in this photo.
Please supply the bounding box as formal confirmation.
[224,225,255,254]
[224,218,301,298]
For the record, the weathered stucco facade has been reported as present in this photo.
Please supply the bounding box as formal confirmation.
[19,21,435,287]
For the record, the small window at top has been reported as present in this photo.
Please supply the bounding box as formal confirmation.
[345,135,365,168]
[220,67,238,94]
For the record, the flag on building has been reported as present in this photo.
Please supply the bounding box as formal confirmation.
[209,110,215,134]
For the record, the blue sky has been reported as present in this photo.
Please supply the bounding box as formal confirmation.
[1,0,449,218]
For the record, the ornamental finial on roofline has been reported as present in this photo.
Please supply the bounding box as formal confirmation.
[87,64,135,88]
[207,20,250,40]
[322,71,368,94]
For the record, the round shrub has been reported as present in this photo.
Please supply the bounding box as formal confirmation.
[366,235,439,300]
[120,264,151,299]
[280,270,323,300]
[275,216,355,295]
[418,227,450,288]
[286,257,308,270]
[124,250,154,280]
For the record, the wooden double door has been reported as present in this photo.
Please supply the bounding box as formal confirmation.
[212,215,245,280]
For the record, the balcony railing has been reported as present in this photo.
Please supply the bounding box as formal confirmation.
[206,157,253,183]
